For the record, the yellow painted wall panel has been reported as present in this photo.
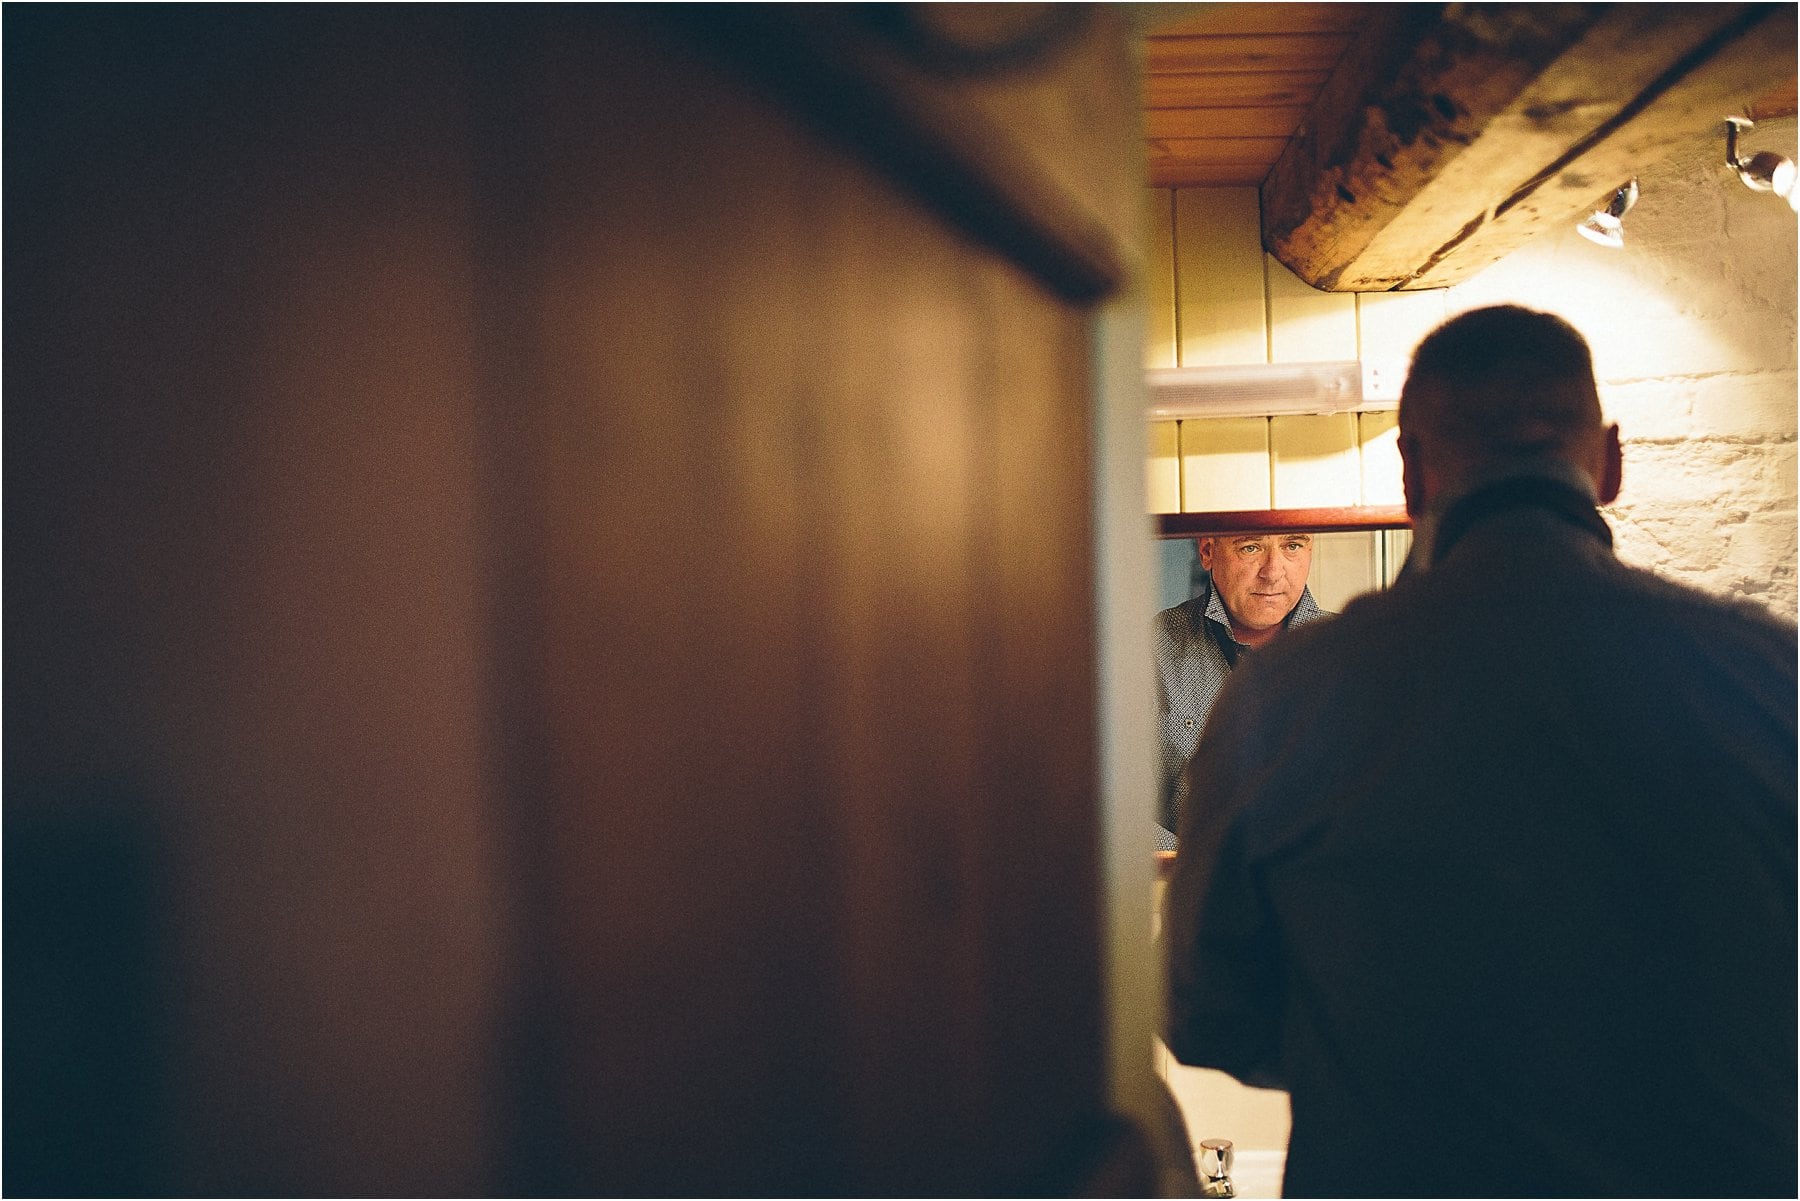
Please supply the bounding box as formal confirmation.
[1356,289,1448,365]
[1174,188,1266,367]
[1147,420,1181,513]
[1266,255,1357,364]
[1144,189,1178,370]
[1181,417,1270,511]
[1307,531,1381,613]
[1270,413,1359,507]
[1358,410,1405,506]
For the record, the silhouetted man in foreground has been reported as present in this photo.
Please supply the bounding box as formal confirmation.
[1165,306,1796,1198]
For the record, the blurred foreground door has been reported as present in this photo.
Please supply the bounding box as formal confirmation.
[6,6,1144,1194]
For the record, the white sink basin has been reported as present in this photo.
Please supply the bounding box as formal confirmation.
[1222,1149,1286,1198]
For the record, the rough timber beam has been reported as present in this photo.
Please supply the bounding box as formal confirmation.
[1262,4,1799,292]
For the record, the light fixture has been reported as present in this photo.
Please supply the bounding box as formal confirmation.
[1725,116,1799,212]
[1576,178,1639,249]
[1145,360,1404,420]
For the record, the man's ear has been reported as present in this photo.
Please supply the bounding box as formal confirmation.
[1196,536,1216,571]
[1597,423,1623,505]
[1399,434,1430,518]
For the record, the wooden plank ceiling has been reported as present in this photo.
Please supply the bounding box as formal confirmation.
[1144,2,1798,290]
[1144,3,1373,188]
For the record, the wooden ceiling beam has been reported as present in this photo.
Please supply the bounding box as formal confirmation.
[1261,4,1799,292]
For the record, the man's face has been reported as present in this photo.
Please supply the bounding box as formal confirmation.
[1199,533,1314,638]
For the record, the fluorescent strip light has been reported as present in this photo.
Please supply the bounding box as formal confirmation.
[1146,360,1402,420]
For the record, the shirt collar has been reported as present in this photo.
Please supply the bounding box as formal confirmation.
[1408,456,1601,571]
[1200,578,1322,639]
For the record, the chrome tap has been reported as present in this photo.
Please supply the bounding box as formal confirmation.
[1198,1138,1236,1198]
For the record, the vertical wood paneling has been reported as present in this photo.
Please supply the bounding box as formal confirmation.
[1181,417,1271,511]
[1356,288,1448,365]
[519,11,1113,1198]
[1174,188,1266,367]
[1359,410,1405,505]
[1148,421,1181,513]
[1144,188,1178,369]
[1138,182,1442,513]
[1270,413,1360,507]
[1266,254,1357,363]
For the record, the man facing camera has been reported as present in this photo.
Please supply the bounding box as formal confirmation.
[1154,531,1326,845]
[1165,306,1796,1198]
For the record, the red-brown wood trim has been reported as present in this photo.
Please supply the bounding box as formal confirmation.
[1157,506,1411,537]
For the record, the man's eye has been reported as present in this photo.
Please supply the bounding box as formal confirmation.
[1238,544,1261,555]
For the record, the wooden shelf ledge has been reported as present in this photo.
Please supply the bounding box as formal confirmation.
[1157,506,1411,537]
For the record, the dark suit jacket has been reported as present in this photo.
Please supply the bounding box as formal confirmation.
[1165,490,1797,1198]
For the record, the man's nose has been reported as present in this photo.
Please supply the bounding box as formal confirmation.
[1257,555,1284,581]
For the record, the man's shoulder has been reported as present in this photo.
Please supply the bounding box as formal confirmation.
[1154,593,1209,642]
[1255,552,1796,689]
[1615,557,1794,626]
[1604,558,1798,660]
[1154,592,1206,622]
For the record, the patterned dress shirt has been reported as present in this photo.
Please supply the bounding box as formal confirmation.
[1154,580,1326,846]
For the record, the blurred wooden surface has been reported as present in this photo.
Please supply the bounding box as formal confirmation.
[6,5,1143,1195]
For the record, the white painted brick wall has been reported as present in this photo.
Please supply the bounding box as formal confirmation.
[1443,117,1798,617]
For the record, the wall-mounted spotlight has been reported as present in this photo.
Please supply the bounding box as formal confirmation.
[1576,178,1639,248]
[1725,116,1799,212]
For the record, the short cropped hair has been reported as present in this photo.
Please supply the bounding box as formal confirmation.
[1401,306,1603,460]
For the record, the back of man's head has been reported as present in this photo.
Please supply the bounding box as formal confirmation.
[1401,306,1606,476]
